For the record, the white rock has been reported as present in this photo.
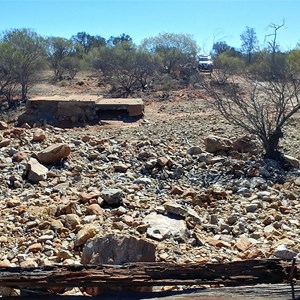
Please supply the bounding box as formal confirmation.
[274,244,298,260]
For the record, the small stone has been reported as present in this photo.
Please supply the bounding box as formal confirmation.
[143,212,188,242]
[145,158,157,169]
[13,151,28,162]
[274,244,298,260]
[20,259,38,268]
[79,191,101,202]
[37,235,54,242]
[284,155,299,168]
[4,127,24,136]
[264,224,276,233]
[237,187,252,197]
[75,224,98,247]
[6,197,21,208]
[26,158,48,183]
[101,188,123,206]
[232,136,258,154]
[0,138,10,148]
[57,249,73,260]
[205,237,231,248]
[164,202,187,217]
[294,177,300,186]
[63,214,81,230]
[235,236,251,252]
[257,191,272,201]
[122,215,135,226]
[85,204,103,215]
[82,135,92,142]
[0,236,8,244]
[227,215,238,225]
[53,182,70,193]
[170,185,184,195]
[262,216,274,226]
[0,260,11,267]
[114,163,128,172]
[187,146,202,156]
[133,177,152,185]
[50,219,65,231]
[157,156,169,167]
[245,203,258,213]
[33,128,46,142]
[28,243,43,253]
[0,121,9,130]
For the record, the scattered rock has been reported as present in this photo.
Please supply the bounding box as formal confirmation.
[143,212,188,242]
[63,214,81,230]
[26,158,48,183]
[1,95,300,283]
[274,244,298,260]
[187,146,202,155]
[85,204,103,215]
[75,224,98,246]
[101,188,123,206]
[33,128,46,142]
[79,190,101,202]
[13,151,28,162]
[204,135,232,153]
[114,163,128,172]
[232,136,258,154]
[283,155,299,168]
[37,143,71,164]
[28,243,43,253]
[0,138,10,148]
[0,121,9,130]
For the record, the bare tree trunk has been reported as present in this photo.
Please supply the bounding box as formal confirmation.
[21,82,28,101]
[263,128,283,160]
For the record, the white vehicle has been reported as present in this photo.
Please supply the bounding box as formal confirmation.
[198,55,213,72]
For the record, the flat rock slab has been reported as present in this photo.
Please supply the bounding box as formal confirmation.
[143,212,188,242]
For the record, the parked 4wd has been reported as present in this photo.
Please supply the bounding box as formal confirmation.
[198,55,213,73]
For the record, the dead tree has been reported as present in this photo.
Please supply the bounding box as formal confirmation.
[203,72,300,162]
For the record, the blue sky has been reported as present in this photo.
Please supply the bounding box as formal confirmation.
[0,0,299,53]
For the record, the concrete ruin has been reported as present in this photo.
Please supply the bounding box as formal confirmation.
[18,95,144,126]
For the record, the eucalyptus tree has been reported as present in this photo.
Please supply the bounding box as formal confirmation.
[1,28,45,100]
[141,32,199,76]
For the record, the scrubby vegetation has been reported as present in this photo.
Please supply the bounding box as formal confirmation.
[1,24,300,162]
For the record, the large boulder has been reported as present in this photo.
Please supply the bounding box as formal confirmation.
[81,234,156,295]
[232,136,258,154]
[37,143,71,164]
[143,212,188,242]
[204,135,233,153]
[81,234,156,265]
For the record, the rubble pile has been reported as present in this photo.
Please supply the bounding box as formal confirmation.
[0,98,300,273]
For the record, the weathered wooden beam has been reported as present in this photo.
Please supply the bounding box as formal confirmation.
[2,285,300,300]
[0,259,296,290]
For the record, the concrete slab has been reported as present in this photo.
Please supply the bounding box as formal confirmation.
[19,96,144,126]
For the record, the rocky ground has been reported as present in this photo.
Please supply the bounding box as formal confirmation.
[1,74,300,295]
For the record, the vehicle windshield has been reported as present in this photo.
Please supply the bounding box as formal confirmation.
[199,56,210,61]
